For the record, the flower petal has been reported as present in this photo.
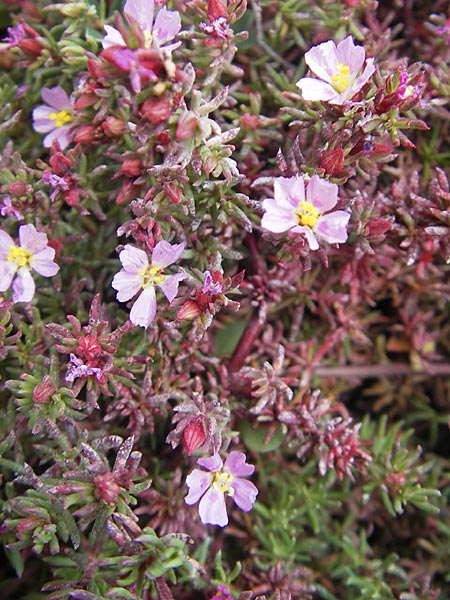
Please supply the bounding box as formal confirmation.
[304,40,339,82]
[230,478,258,512]
[185,469,212,505]
[198,487,228,527]
[307,175,339,213]
[296,78,339,102]
[12,267,35,303]
[19,224,48,254]
[30,247,59,277]
[0,261,17,292]
[152,240,185,269]
[0,230,15,259]
[224,451,255,477]
[119,245,148,273]
[159,271,187,303]
[314,211,350,244]
[261,198,297,233]
[32,106,57,132]
[197,453,223,472]
[41,86,71,111]
[296,225,319,250]
[102,25,126,49]
[111,270,142,302]
[129,284,157,328]
[124,0,154,33]
[336,36,365,75]
[153,6,181,45]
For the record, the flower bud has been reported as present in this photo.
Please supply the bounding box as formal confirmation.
[33,376,56,404]
[102,116,126,137]
[94,472,121,504]
[8,181,28,196]
[73,124,98,144]
[319,147,345,176]
[50,152,72,176]
[182,420,207,455]
[176,111,198,141]
[120,158,143,178]
[177,299,203,320]
[141,96,171,124]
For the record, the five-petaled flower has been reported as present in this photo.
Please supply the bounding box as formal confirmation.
[32,86,75,149]
[111,240,187,329]
[261,174,350,250]
[0,224,59,303]
[296,36,375,105]
[102,0,181,52]
[185,451,258,527]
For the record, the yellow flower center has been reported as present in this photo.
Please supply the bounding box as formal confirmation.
[331,63,351,93]
[49,110,73,128]
[138,264,165,289]
[295,201,320,228]
[144,29,153,48]
[7,245,32,268]
[212,470,234,496]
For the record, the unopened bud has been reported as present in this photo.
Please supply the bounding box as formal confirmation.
[141,97,171,124]
[182,420,207,455]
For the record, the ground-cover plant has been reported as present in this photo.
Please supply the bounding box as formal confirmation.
[0,0,449,598]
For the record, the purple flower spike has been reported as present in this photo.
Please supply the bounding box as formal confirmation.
[185,451,258,527]
[297,36,375,105]
[261,174,350,250]
[32,86,75,149]
[0,224,59,303]
[111,240,187,329]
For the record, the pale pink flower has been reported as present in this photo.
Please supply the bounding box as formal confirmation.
[261,175,350,251]
[185,451,258,527]
[102,0,181,51]
[0,224,59,303]
[297,36,375,105]
[111,240,186,329]
[32,86,75,149]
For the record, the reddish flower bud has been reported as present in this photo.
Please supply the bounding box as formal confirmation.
[73,124,98,144]
[364,218,391,242]
[63,186,81,207]
[163,181,182,204]
[74,92,98,110]
[76,334,102,363]
[240,113,259,129]
[177,299,203,320]
[120,158,143,178]
[182,420,207,455]
[102,116,126,137]
[207,0,227,20]
[19,38,44,57]
[33,376,56,404]
[94,472,121,504]
[319,147,345,176]
[176,111,198,140]
[8,181,28,196]
[141,97,171,124]
[49,152,71,176]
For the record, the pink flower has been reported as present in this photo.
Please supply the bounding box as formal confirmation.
[185,451,258,527]
[111,240,187,329]
[0,224,59,303]
[261,175,350,250]
[102,0,181,51]
[32,86,75,149]
[296,36,375,105]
